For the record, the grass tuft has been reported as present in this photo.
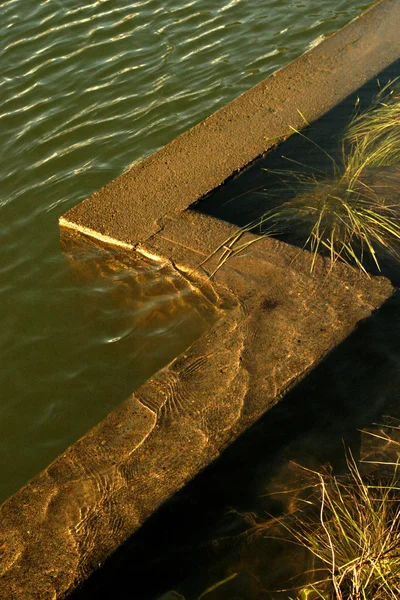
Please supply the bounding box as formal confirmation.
[248,425,400,600]
[273,81,400,273]
[207,80,400,275]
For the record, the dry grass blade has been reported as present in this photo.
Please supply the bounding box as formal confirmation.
[246,428,400,600]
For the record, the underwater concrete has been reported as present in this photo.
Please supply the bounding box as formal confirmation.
[0,214,393,600]
[1,1,400,598]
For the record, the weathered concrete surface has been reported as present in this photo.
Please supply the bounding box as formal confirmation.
[60,0,400,250]
[0,210,393,599]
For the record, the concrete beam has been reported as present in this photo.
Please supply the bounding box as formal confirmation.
[60,0,400,249]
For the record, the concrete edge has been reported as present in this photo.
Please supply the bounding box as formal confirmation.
[59,0,400,249]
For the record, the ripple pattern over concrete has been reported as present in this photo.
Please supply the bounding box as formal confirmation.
[0,211,393,599]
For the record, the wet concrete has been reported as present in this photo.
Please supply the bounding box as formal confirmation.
[1,1,400,598]
[0,212,393,599]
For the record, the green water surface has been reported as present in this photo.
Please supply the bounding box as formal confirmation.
[0,0,375,503]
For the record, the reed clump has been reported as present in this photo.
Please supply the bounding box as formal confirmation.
[281,81,400,273]
[210,81,400,274]
[248,425,400,600]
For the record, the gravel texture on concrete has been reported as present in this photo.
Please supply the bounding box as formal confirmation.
[60,0,400,249]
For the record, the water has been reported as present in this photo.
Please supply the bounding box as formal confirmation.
[0,0,375,504]
[73,287,400,600]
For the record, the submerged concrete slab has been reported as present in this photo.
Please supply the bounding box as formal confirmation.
[59,0,400,250]
[0,209,393,599]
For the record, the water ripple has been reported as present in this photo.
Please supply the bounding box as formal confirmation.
[0,0,375,501]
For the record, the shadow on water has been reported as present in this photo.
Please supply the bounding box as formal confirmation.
[70,287,400,600]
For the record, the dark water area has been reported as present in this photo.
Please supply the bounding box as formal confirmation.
[71,60,400,600]
[71,286,400,600]
[1,236,217,502]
